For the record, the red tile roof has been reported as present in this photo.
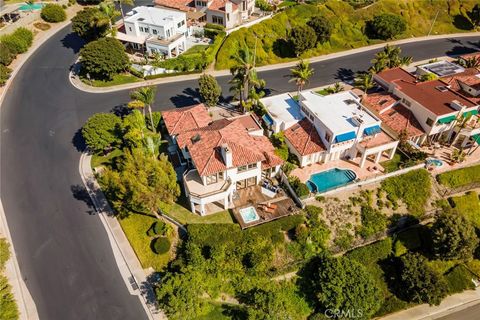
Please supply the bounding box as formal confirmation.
[162,104,211,136]
[209,0,238,12]
[229,113,262,132]
[154,0,195,11]
[376,68,476,115]
[441,68,480,103]
[176,118,282,176]
[283,118,326,156]
[363,92,425,138]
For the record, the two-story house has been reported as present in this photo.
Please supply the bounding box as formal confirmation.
[117,6,188,58]
[273,90,399,169]
[373,67,479,147]
[154,0,254,29]
[162,104,283,215]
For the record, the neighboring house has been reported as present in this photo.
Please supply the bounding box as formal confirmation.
[415,60,465,78]
[154,0,255,29]
[116,6,188,58]
[373,67,479,146]
[162,105,282,215]
[263,90,399,169]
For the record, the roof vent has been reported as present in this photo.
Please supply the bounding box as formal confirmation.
[379,99,389,105]
[344,99,356,105]
[436,86,449,92]
[138,17,145,21]
[191,134,201,144]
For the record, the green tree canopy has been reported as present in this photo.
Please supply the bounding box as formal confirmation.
[367,13,406,40]
[0,65,12,86]
[289,59,314,94]
[0,43,14,66]
[431,213,479,261]
[72,7,109,41]
[100,148,180,217]
[80,37,129,80]
[82,113,122,152]
[397,253,448,305]
[289,25,317,56]
[312,255,383,319]
[41,4,66,23]
[307,16,332,43]
[198,74,222,107]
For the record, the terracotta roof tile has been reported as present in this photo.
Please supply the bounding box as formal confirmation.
[360,131,395,148]
[460,52,480,61]
[176,118,282,176]
[363,92,425,138]
[162,104,211,136]
[154,0,195,11]
[283,118,326,156]
[441,68,480,102]
[208,0,238,12]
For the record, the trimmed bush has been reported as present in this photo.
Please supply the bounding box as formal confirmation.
[288,176,310,198]
[80,37,129,80]
[147,221,168,236]
[41,4,67,23]
[1,27,34,55]
[0,43,14,66]
[152,237,171,254]
[0,65,12,86]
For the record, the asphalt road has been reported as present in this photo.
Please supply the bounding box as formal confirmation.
[0,24,479,319]
[437,302,480,320]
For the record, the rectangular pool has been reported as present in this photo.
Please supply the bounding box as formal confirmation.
[239,206,260,223]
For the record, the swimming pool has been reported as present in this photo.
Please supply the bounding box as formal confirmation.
[307,168,357,193]
[239,206,259,223]
[18,3,45,11]
[426,158,443,167]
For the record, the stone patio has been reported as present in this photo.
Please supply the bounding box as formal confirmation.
[420,143,480,174]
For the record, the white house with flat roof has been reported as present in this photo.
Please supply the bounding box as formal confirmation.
[264,90,399,168]
[117,6,188,58]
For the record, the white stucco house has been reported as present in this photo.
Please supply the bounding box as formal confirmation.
[162,104,283,215]
[116,6,189,58]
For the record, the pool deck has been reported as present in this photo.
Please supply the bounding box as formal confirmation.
[291,156,389,183]
[232,186,299,229]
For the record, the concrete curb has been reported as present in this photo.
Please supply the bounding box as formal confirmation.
[69,31,480,93]
[78,153,165,320]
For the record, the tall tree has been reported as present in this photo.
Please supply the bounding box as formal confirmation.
[354,71,374,94]
[307,16,332,43]
[370,45,412,72]
[367,13,406,40]
[99,2,120,33]
[130,86,157,133]
[468,4,480,29]
[289,59,314,95]
[72,7,109,41]
[290,25,317,56]
[431,212,479,260]
[82,113,122,153]
[198,74,221,107]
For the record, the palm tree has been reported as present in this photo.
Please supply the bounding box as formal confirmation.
[130,86,157,133]
[229,47,260,109]
[99,2,120,34]
[289,60,314,96]
[332,82,343,93]
[370,45,412,72]
[354,71,374,94]
[450,148,466,164]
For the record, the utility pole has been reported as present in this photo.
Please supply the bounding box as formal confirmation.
[428,9,440,36]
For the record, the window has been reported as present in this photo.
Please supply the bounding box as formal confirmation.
[153,29,157,35]
[178,22,182,28]
[206,174,218,185]
[426,117,434,127]
[139,27,144,32]
[309,114,314,121]
[227,13,230,21]
[248,163,257,169]
[166,30,170,38]
[242,0,246,10]
[144,27,149,33]
[237,165,247,173]
[218,172,224,180]
[402,98,411,107]
[128,27,132,32]
[212,15,224,25]
[325,132,331,142]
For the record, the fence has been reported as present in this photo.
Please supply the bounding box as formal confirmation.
[434,181,480,198]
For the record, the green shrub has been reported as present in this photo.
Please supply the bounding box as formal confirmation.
[358,205,387,239]
[346,238,392,268]
[1,27,34,55]
[147,220,168,236]
[0,43,14,66]
[381,169,431,216]
[449,191,480,227]
[419,72,438,82]
[0,65,12,86]
[444,264,475,294]
[367,13,406,40]
[396,227,423,251]
[80,37,129,80]
[152,237,171,254]
[437,164,480,188]
[288,176,310,198]
[41,4,67,23]
[255,0,274,11]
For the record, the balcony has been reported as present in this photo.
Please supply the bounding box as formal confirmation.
[183,169,231,198]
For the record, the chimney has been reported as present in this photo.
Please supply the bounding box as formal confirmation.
[221,143,232,167]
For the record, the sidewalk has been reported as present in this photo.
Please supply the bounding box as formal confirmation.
[381,288,480,320]
[69,31,480,93]
[78,153,165,320]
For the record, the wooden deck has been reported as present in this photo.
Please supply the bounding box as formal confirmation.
[232,186,299,229]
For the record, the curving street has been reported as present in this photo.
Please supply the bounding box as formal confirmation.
[0,24,479,319]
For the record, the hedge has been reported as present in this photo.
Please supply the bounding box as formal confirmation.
[152,237,171,254]
[1,27,34,55]
[0,65,12,86]
[437,164,480,188]
[41,4,67,23]
[0,43,14,66]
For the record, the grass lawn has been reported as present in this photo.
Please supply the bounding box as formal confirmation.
[161,201,235,225]
[117,214,171,271]
[196,303,244,320]
[449,191,480,227]
[88,73,142,87]
[315,89,331,96]
[437,164,480,188]
[184,44,209,55]
[381,152,410,173]
[91,149,123,168]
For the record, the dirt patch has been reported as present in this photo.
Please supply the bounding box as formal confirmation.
[33,22,51,31]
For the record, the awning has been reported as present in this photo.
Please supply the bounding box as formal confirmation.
[437,115,456,124]
[463,109,479,118]
[262,114,274,126]
[363,125,382,136]
[334,131,356,143]
[472,134,480,144]
[115,32,147,45]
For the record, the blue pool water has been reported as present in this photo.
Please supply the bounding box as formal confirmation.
[307,168,357,193]
[426,158,443,167]
[18,3,45,11]
[239,206,259,223]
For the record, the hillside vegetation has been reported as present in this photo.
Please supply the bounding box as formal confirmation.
[216,0,478,69]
